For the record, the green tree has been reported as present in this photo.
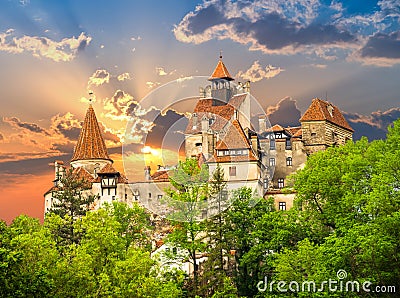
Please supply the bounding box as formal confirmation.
[164,157,209,295]
[48,168,98,246]
[104,201,152,251]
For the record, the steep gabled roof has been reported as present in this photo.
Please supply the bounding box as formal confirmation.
[72,166,95,182]
[208,120,258,163]
[285,126,301,136]
[185,99,234,134]
[215,120,251,150]
[98,163,119,174]
[300,98,354,132]
[208,59,234,81]
[71,105,112,162]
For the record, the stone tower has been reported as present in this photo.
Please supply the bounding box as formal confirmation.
[300,98,353,154]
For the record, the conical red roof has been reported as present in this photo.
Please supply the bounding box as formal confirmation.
[71,105,111,162]
[208,59,234,81]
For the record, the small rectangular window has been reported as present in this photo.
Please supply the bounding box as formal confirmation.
[278,178,284,189]
[279,202,286,211]
[157,194,163,199]
[148,193,152,199]
[286,157,292,166]
[269,158,275,167]
[285,139,292,150]
[263,179,268,189]
[270,139,276,150]
[229,166,236,176]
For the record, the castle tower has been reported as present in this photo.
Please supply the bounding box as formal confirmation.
[208,54,235,105]
[300,98,354,154]
[70,104,113,175]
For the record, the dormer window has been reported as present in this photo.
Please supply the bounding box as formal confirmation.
[327,104,334,117]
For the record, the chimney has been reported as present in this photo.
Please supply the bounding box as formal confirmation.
[258,116,266,133]
[192,113,198,129]
[251,135,258,152]
[144,166,151,181]
[201,116,209,132]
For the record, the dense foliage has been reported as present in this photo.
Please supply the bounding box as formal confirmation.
[0,202,181,298]
[1,119,399,297]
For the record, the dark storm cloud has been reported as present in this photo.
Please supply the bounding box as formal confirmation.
[360,31,400,59]
[344,107,400,140]
[144,109,187,150]
[266,97,301,127]
[77,37,89,52]
[0,154,70,175]
[176,1,356,53]
[231,13,355,50]
[51,142,75,154]
[56,124,80,140]
[187,3,226,34]
[3,117,50,135]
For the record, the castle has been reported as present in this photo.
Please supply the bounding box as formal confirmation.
[44,57,353,215]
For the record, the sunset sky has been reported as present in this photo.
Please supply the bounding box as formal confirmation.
[0,0,399,223]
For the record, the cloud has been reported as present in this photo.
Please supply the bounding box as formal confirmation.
[103,90,135,119]
[144,109,186,151]
[156,67,168,76]
[156,67,176,76]
[174,1,356,56]
[130,36,142,41]
[0,29,91,62]
[87,69,110,87]
[344,107,400,140]
[3,117,50,135]
[117,72,131,81]
[266,97,301,127]
[146,81,161,89]
[305,63,327,69]
[351,31,400,66]
[50,112,81,141]
[237,61,284,82]
[174,0,400,65]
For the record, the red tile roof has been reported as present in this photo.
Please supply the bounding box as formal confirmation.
[185,99,234,134]
[293,128,303,138]
[209,59,234,81]
[71,105,112,162]
[270,124,285,132]
[285,126,301,136]
[98,163,118,174]
[209,120,258,163]
[151,170,169,182]
[300,98,354,132]
[228,93,247,108]
[96,163,128,183]
[215,120,251,150]
[72,166,95,182]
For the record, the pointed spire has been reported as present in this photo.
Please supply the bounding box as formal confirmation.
[71,105,112,162]
[208,54,234,81]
